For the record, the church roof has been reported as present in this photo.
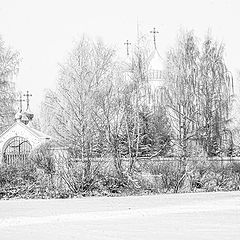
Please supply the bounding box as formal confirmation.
[0,121,51,140]
[25,124,51,139]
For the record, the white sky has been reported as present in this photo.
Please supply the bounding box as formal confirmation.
[0,0,240,113]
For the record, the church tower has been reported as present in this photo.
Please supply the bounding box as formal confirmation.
[148,46,164,89]
[146,28,166,106]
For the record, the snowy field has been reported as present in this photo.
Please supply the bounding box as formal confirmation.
[0,192,240,240]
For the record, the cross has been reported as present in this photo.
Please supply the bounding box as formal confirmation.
[150,27,159,49]
[16,94,25,112]
[124,40,131,56]
[23,91,32,110]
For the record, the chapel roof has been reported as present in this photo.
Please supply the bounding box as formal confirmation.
[0,121,52,140]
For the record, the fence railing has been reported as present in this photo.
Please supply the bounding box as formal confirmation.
[69,156,240,163]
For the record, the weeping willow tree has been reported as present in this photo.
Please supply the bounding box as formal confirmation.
[165,31,200,160]
[198,37,233,156]
[165,31,233,159]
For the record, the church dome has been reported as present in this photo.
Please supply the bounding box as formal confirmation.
[21,112,30,125]
[25,109,34,121]
[148,49,164,85]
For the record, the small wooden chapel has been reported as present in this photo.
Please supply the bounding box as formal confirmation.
[0,91,51,166]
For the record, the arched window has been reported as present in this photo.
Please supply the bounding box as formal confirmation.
[3,136,32,166]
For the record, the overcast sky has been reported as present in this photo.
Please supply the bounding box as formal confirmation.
[0,0,239,113]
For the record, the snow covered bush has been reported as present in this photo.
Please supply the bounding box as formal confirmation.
[0,164,38,199]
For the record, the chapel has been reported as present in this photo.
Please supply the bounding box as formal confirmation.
[0,92,51,166]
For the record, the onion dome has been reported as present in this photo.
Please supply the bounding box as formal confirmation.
[25,109,34,121]
[21,112,30,125]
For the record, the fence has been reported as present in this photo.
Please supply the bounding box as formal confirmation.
[69,156,240,163]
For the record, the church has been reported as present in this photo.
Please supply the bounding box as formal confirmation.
[0,92,51,166]
[0,28,165,167]
[124,27,165,107]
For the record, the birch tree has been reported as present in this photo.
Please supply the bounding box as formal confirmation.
[165,31,233,159]
[0,37,20,132]
[198,36,233,156]
[165,31,200,160]
[41,37,115,160]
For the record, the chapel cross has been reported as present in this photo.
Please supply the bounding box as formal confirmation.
[150,27,159,49]
[16,94,25,112]
[124,40,131,56]
[23,90,32,110]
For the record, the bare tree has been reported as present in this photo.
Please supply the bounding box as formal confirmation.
[163,31,233,192]
[164,31,233,159]
[198,36,233,156]
[0,37,20,132]
[164,31,200,161]
[41,37,116,162]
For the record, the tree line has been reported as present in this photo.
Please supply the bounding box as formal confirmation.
[0,31,239,198]
[40,31,234,173]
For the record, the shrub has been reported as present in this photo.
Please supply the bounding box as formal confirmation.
[57,157,103,195]
[141,160,187,193]
[29,142,56,177]
[0,164,38,199]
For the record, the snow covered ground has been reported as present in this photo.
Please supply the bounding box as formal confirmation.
[0,191,240,240]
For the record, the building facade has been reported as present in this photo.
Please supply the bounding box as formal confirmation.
[0,108,51,166]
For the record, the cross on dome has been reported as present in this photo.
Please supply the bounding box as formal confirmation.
[23,90,32,111]
[16,94,25,112]
[124,40,131,56]
[150,27,159,49]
